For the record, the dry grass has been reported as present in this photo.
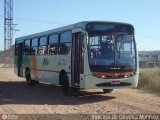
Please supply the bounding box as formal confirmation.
[138,68,160,91]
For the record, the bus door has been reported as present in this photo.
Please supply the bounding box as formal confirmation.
[17,43,23,77]
[71,32,83,87]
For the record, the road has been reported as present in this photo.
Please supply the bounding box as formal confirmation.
[0,64,160,119]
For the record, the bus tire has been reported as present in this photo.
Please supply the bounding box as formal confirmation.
[103,89,113,93]
[61,74,73,96]
[25,69,38,85]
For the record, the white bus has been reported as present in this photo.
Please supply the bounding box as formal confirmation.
[14,21,139,95]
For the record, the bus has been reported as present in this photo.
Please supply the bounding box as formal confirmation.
[14,21,139,95]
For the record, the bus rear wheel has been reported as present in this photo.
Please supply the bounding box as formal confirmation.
[103,89,113,93]
[25,69,38,85]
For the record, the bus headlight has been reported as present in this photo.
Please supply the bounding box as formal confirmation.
[124,75,129,78]
[101,75,105,78]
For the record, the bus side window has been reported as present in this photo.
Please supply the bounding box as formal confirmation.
[48,34,58,55]
[59,31,71,55]
[38,36,48,55]
[31,38,38,55]
[24,39,30,55]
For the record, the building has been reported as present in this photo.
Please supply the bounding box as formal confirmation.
[139,51,160,68]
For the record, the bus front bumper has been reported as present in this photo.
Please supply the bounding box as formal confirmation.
[83,74,139,89]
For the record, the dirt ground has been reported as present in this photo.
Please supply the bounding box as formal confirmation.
[0,64,160,120]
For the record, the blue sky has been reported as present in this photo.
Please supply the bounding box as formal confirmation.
[0,0,160,51]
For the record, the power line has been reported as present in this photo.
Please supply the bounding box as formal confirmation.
[0,16,69,25]
[136,34,160,40]
[15,17,68,26]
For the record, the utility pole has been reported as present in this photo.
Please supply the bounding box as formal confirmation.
[4,0,13,50]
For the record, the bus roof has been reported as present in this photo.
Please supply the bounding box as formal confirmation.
[15,21,133,41]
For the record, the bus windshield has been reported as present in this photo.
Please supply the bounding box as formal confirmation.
[86,23,136,72]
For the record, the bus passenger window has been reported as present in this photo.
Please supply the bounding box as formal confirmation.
[48,34,58,55]
[38,36,48,55]
[59,31,71,54]
[24,40,30,55]
[31,38,38,55]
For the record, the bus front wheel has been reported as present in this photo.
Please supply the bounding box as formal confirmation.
[25,69,38,85]
[61,74,73,96]
[103,89,113,93]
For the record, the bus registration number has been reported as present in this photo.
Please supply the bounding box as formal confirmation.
[111,81,120,85]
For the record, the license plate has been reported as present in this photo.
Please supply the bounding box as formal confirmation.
[111,81,120,85]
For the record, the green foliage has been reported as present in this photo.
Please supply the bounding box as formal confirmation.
[138,68,160,91]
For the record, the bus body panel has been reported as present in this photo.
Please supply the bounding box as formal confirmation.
[57,55,71,73]
[30,55,59,84]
